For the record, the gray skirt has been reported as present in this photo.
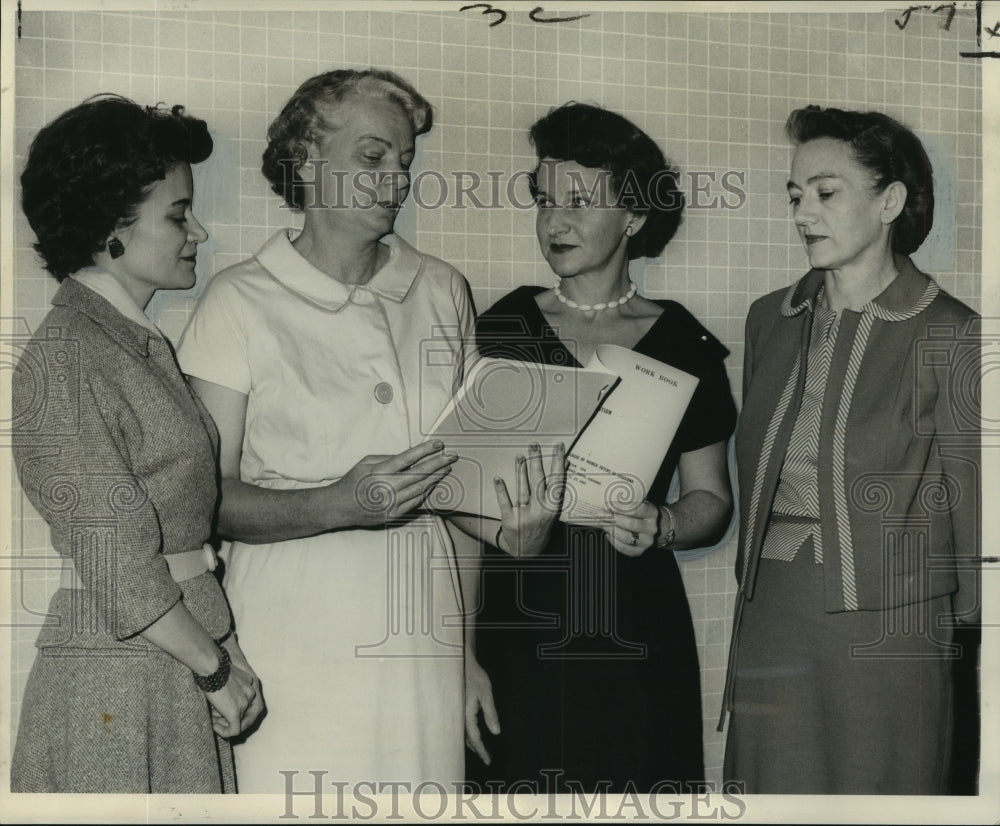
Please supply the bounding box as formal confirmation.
[12,644,236,793]
[723,537,955,794]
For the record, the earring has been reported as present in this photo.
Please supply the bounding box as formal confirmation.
[108,237,125,259]
[625,226,634,237]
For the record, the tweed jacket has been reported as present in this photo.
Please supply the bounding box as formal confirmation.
[12,278,230,649]
[735,257,981,621]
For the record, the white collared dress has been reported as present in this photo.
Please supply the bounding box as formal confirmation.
[178,230,473,791]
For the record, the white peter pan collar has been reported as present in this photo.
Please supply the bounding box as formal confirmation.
[71,267,162,335]
[255,229,424,312]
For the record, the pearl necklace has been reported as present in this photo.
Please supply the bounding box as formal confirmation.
[554,281,637,312]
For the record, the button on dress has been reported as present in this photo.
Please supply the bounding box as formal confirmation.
[178,230,474,792]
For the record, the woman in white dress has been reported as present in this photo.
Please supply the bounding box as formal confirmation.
[177,69,559,793]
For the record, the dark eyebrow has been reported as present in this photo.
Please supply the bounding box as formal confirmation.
[359,135,415,155]
[786,173,841,190]
[170,198,192,207]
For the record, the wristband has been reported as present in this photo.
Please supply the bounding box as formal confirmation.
[493,524,506,552]
[655,505,676,550]
[193,644,231,693]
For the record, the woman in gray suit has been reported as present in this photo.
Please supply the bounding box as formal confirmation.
[11,95,262,792]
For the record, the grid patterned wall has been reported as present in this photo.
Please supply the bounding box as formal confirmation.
[8,3,983,786]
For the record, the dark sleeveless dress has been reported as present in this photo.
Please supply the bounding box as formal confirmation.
[469,286,737,793]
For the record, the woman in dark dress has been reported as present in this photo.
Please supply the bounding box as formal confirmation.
[467,103,737,793]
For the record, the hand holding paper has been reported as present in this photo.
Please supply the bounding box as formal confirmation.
[425,355,610,519]
[599,499,662,556]
[559,345,699,523]
[425,345,698,522]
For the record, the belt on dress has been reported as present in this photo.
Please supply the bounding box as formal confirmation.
[59,543,218,590]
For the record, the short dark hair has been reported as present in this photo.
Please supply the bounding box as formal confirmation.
[261,68,433,211]
[527,103,684,260]
[20,94,212,281]
[785,105,934,255]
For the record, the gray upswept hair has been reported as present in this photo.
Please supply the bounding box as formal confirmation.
[261,68,433,211]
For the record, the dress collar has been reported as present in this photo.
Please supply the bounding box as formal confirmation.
[780,255,939,321]
[71,267,161,334]
[52,276,155,355]
[255,229,423,312]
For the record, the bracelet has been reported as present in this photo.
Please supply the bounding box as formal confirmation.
[193,644,231,693]
[655,505,676,550]
[493,524,506,552]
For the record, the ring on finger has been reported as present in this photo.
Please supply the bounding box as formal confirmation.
[629,530,639,546]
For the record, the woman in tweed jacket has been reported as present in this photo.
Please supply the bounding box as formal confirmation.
[11,96,263,793]
[721,106,980,794]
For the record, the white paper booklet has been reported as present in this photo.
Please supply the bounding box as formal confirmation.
[559,345,698,522]
[425,345,698,521]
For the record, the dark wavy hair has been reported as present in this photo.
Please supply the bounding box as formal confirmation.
[262,68,433,211]
[20,94,213,281]
[785,105,934,255]
[527,103,684,260]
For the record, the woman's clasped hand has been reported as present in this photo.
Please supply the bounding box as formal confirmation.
[207,638,266,738]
